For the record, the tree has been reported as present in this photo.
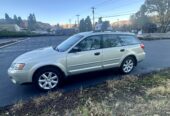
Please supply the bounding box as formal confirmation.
[13,15,18,24]
[98,17,103,23]
[28,14,37,31]
[84,16,92,31]
[101,21,110,31]
[5,13,10,20]
[117,24,132,32]
[18,16,24,27]
[131,15,151,31]
[130,4,153,32]
[5,13,13,23]
[144,0,170,32]
[32,14,36,22]
[142,22,157,33]
[79,18,86,32]
[12,15,24,27]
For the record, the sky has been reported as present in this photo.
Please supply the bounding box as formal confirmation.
[0,0,145,25]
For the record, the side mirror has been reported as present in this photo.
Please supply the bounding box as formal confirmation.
[70,47,81,53]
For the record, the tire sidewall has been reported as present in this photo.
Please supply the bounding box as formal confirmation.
[121,57,135,74]
[33,68,62,91]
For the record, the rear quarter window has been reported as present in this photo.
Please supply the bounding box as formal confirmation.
[119,35,141,46]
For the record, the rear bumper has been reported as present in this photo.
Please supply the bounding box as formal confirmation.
[137,52,146,62]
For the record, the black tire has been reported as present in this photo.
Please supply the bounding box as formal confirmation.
[33,67,63,91]
[120,56,135,74]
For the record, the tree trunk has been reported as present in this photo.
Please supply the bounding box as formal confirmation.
[160,26,165,33]
[160,21,167,33]
[164,18,170,32]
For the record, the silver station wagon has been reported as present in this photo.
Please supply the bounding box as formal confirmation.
[8,31,145,91]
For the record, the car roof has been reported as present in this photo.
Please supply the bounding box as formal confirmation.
[77,31,135,37]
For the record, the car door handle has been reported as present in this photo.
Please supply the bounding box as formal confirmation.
[94,52,100,56]
[120,49,125,52]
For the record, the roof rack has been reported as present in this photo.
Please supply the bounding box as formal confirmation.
[92,30,115,33]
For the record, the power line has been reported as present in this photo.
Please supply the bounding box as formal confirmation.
[96,12,135,19]
[98,0,142,14]
[69,0,121,24]
[96,0,128,11]
[69,0,114,22]
[77,0,113,14]
[92,0,114,8]
[67,0,140,26]
[93,0,141,21]
[96,10,136,18]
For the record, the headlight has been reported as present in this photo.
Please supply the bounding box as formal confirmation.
[11,63,25,70]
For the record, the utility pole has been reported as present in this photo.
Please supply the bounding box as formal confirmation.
[91,7,95,31]
[69,19,72,28]
[117,19,120,28]
[76,14,80,32]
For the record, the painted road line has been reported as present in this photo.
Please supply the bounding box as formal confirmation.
[0,38,31,49]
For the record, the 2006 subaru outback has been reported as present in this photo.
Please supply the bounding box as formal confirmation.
[8,31,145,91]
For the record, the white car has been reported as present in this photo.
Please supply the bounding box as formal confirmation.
[8,31,145,91]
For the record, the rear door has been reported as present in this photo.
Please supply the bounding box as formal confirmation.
[102,34,124,68]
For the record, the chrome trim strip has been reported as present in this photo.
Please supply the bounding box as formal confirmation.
[68,61,102,67]
[69,66,102,73]
[103,58,120,62]
[103,63,119,68]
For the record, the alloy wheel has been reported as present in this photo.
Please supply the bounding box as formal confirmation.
[38,72,59,90]
[122,59,134,73]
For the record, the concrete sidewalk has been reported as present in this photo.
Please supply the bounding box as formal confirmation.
[138,33,170,40]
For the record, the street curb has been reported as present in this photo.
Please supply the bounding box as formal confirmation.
[0,38,31,49]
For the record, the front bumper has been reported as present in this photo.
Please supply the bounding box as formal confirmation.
[8,68,32,84]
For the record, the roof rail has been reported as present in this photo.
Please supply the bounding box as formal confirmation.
[92,30,114,33]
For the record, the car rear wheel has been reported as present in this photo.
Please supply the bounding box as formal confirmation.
[121,57,135,74]
[34,68,62,91]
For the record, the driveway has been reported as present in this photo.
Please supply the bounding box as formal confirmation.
[0,36,170,107]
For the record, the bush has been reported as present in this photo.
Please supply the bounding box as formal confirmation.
[142,23,157,33]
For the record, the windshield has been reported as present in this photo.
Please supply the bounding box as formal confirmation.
[56,34,84,52]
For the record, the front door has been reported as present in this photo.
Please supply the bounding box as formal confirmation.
[67,35,102,75]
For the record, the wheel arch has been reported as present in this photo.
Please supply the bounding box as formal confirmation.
[121,54,138,66]
[32,65,66,82]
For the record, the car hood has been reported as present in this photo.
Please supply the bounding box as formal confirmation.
[13,46,59,63]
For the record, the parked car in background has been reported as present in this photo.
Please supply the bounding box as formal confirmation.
[8,31,145,91]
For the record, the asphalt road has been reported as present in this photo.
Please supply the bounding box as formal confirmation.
[0,36,170,107]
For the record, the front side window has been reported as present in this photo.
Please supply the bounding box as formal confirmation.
[119,35,141,46]
[103,34,121,48]
[75,35,101,52]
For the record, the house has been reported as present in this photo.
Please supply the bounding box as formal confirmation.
[0,24,21,32]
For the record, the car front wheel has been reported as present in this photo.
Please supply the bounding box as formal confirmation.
[121,57,135,74]
[34,68,62,91]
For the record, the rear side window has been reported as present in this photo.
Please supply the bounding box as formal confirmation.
[103,34,121,48]
[119,35,141,46]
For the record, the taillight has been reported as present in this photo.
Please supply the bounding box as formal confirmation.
[140,43,145,49]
